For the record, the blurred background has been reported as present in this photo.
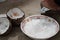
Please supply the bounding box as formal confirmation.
[0,0,60,40]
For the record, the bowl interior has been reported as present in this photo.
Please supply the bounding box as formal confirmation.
[21,15,59,39]
[0,14,10,35]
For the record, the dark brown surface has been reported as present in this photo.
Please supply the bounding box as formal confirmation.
[41,0,60,10]
[0,27,32,40]
[0,0,60,40]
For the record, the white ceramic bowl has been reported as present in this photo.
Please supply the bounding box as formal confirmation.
[0,14,12,36]
[21,15,59,40]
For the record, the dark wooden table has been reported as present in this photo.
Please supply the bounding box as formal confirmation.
[0,0,60,40]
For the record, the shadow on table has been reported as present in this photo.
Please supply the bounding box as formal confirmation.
[0,26,32,40]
